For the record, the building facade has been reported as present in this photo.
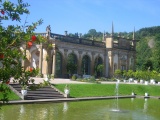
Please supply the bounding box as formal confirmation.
[22,26,137,78]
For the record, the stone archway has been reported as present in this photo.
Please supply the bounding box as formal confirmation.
[82,55,91,75]
[67,53,77,74]
[95,57,103,77]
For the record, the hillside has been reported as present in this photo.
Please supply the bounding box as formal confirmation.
[135,26,160,72]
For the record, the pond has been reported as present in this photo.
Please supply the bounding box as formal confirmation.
[1,98,160,120]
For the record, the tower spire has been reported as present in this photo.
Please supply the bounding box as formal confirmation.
[111,21,114,37]
[103,31,105,41]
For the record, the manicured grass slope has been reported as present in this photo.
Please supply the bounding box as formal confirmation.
[54,84,160,98]
[0,84,20,101]
[1,84,160,100]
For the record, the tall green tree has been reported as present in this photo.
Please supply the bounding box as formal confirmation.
[136,38,152,70]
[83,29,103,41]
[0,0,44,104]
[152,35,160,72]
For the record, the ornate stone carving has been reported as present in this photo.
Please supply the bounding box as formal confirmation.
[78,51,82,54]
[46,25,51,34]
[108,51,112,57]
[64,49,68,52]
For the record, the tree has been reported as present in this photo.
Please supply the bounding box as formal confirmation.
[136,38,152,70]
[83,29,103,41]
[66,62,77,76]
[95,64,104,77]
[126,70,134,78]
[114,69,122,79]
[152,35,160,72]
[0,0,45,104]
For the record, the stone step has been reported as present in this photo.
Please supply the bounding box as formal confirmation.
[15,88,58,92]
[9,84,65,100]
[26,91,60,94]
[26,93,63,96]
[25,96,65,100]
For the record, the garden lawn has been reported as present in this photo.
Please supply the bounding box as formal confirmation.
[0,84,20,101]
[54,84,160,98]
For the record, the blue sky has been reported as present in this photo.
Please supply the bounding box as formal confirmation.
[3,0,160,35]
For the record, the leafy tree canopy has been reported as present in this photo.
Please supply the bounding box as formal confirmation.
[0,0,45,104]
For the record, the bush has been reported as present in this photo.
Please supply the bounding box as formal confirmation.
[89,76,96,82]
[71,74,77,81]
[114,69,123,79]
[100,77,108,81]
[75,78,81,81]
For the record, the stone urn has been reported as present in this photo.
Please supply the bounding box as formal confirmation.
[150,79,155,84]
[131,92,135,96]
[145,81,149,85]
[117,79,120,83]
[21,89,27,100]
[64,85,70,98]
[145,92,149,97]
[21,85,28,100]
[140,79,144,84]
[21,89,27,96]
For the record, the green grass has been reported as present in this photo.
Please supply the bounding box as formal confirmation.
[54,84,160,98]
[1,83,160,101]
[0,84,20,101]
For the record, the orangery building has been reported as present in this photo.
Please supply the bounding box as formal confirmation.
[22,25,137,78]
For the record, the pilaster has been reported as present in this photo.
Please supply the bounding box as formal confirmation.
[108,50,113,77]
[52,48,56,76]
[38,45,43,76]
[78,51,82,75]
[91,52,95,75]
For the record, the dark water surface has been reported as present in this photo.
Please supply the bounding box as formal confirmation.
[1,98,160,120]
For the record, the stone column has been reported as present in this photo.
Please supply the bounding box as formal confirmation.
[108,51,113,77]
[77,51,82,75]
[38,45,43,76]
[21,48,25,70]
[104,51,109,77]
[21,45,28,70]
[118,52,121,70]
[126,53,130,70]
[47,49,52,74]
[91,52,95,76]
[52,48,56,76]
[26,49,31,71]
[42,48,48,77]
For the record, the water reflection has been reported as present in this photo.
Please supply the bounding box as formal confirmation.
[1,99,160,120]
[131,98,135,102]
[143,98,148,113]
[63,102,68,113]
[20,105,25,114]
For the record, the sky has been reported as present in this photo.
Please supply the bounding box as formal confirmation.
[3,0,160,35]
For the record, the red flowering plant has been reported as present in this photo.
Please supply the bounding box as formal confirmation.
[0,0,45,104]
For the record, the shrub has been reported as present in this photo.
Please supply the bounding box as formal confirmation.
[71,74,77,81]
[114,69,123,79]
[89,76,96,82]
[100,77,108,81]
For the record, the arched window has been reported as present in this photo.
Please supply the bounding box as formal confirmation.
[66,53,77,74]
[95,57,103,77]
